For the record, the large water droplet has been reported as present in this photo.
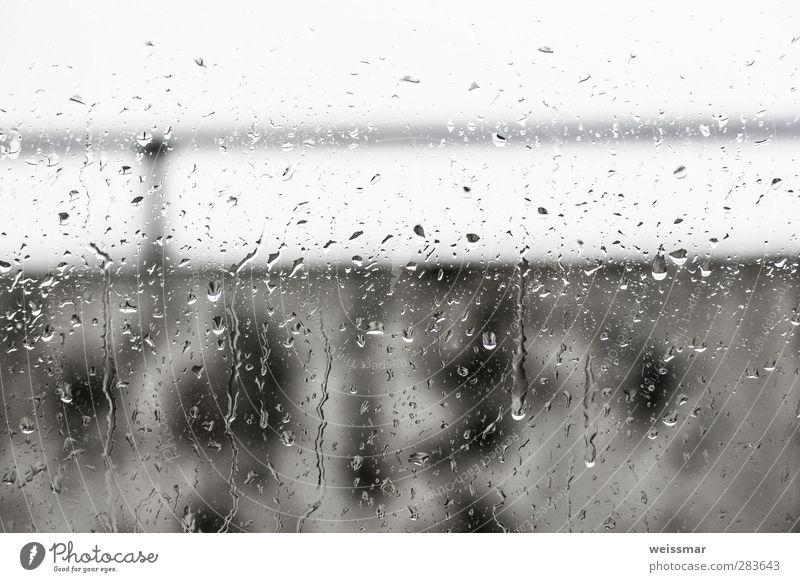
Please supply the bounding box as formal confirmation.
[280,430,295,447]
[408,451,430,467]
[19,416,35,435]
[668,248,687,266]
[207,280,222,302]
[136,131,153,147]
[511,392,527,420]
[651,252,668,280]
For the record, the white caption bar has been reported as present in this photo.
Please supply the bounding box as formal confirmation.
[1,533,798,581]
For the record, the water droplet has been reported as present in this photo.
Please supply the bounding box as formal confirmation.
[482,331,497,350]
[790,305,800,327]
[207,280,221,302]
[136,132,153,147]
[19,416,35,435]
[651,252,668,280]
[511,392,527,420]
[365,321,385,335]
[745,368,760,379]
[59,383,74,404]
[41,325,55,342]
[211,315,226,335]
[408,451,430,467]
[668,248,687,266]
[280,430,295,447]
[662,410,679,427]
[290,257,305,277]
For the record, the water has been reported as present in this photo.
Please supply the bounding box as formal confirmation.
[89,242,118,532]
[651,252,668,280]
[582,356,598,469]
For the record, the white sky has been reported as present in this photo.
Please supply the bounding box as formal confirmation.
[1,1,799,267]
[2,1,798,130]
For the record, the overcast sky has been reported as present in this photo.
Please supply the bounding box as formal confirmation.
[2,1,798,268]
[2,1,798,130]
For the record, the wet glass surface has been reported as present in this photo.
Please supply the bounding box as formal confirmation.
[1,2,799,533]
